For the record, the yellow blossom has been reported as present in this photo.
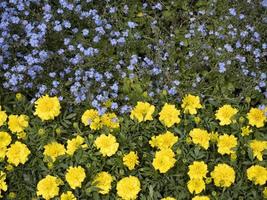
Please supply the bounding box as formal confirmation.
[93,171,113,195]
[101,112,120,129]
[215,105,238,126]
[116,176,141,200]
[187,178,205,194]
[123,151,139,170]
[94,134,119,157]
[181,94,202,115]
[0,131,11,148]
[8,114,29,133]
[189,128,210,150]
[43,142,65,162]
[0,171,7,198]
[247,108,266,128]
[65,166,86,189]
[66,135,85,156]
[211,163,235,187]
[34,95,61,121]
[37,175,60,200]
[249,140,267,161]
[60,191,77,200]
[6,141,30,166]
[247,165,267,185]
[149,131,178,150]
[241,126,252,136]
[188,161,208,179]
[130,102,155,122]
[217,134,237,155]
[0,106,7,127]
[152,149,176,173]
[159,103,181,127]
[81,109,101,130]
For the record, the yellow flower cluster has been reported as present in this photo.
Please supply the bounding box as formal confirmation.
[94,134,119,157]
[34,95,61,121]
[0,106,7,127]
[65,166,86,189]
[0,171,7,198]
[8,114,29,133]
[159,103,181,127]
[187,161,208,194]
[6,141,31,166]
[43,141,66,162]
[81,109,119,130]
[123,151,139,170]
[66,135,87,156]
[217,134,237,155]
[189,128,210,150]
[130,101,155,122]
[0,131,11,160]
[149,131,178,150]
[247,108,266,128]
[249,140,267,161]
[116,176,141,200]
[60,191,76,200]
[181,94,202,115]
[247,165,267,185]
[92,171,113,194]
[152,149,176,173]
[215,105,238,125]
[211,163,235,187]
[37,175,62,200]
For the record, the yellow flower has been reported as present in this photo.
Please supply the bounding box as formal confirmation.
[188,161,208,179]
[8,114,29,133]
[93,171,113,195]
[152,149,176,173]
[249,140,267,161]
[101,113,120,129]
[217,134,237,155]
[247,108,266,128]
[192,196,210,200]
[81,109,101,130]
[189,128,210,150]
[94,134,119,157]
[65,166,86,189]
[149,131,178,150]
[211,163,235,187]
[130,102,155,122]
[215,105,238,125]
[0,106,7,127]
[0,147,7,160]
[37,175,60,200]
[0,131,11,148]
[161,197,176,200]
[187,178,205,194]
[123,151,139,170]
[6,141,30,166]
[66,135,85,156]
[181,94,202,115]
[0,171,7,198]
[43,142,65,162]
[34,95,61,121]
[60,191,77,200]
[159,103,181,127]
[116,176,141,200]
[247,165,267,185]
[241,126,252,136]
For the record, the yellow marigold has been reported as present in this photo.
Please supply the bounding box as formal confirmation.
[0,147,7,160]
[130,102,155,122]
[65,166,86,189]
[93,171,113,195]
[0,131,11,148]
[189,128,210,150]
[94,134,119,157]
[211,163,235,187]
[187,178,205,194]
[0,106,7,127]
[192,196,210,200]
[34,95,61,121]
[149,131,178,150]
[6,141,30,166]
[161,197,176,200]
[217,134,237,155]
[181,94,202,115]
[8,114,29,133]
[60,191,77,200]
[152,149,176,173]
[101,112,120,129]
[215,105,238,126]
[0,171,7,198]
[37,175,61,200]
[241,126,252,136]
[247,165,267,185]
[249,140,267,161]
[116,176,141,200]
[81,109,101,130]
[159,103,181,127]
[43,142,65,162]
[247,108,266,128]
[66,135,85,156]
[123,151,139,170]
[188,161,208,179]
